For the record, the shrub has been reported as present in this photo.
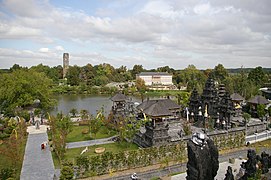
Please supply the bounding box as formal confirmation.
[60,166,73,180]
[0,167,15,180]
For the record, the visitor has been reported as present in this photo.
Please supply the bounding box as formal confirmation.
[41,143,45,150]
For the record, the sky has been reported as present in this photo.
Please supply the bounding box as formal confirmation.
[0,0,270,70]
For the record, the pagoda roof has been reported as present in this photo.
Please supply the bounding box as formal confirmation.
[137,99,180,117]
[110,93,127,102]
[230,93,245,101]
[248,95,269,105]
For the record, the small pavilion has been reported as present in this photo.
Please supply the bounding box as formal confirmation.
[230,93,245,116]
[134,98,181,147]
[110,92,128,124]
[247,95,269,117]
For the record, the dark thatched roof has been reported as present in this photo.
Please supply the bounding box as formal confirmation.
[248,95,269,105]
[137,99,180,117]
[141,101,172,117]
[230,93,245,101]
[110,93,127,102]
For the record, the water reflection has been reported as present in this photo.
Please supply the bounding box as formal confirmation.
[51,94,142,116]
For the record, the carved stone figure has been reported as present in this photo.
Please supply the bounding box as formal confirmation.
[240,149,257,179]
[224,166,234,180]
[260,151,269,174]
[186,133,219,180]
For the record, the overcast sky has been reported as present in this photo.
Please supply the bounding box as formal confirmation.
[0,0,270,69]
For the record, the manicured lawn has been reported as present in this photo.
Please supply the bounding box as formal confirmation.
[53,142,138,168]
[66,125,117,143]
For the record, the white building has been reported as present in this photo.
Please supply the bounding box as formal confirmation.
[136,72,174,90]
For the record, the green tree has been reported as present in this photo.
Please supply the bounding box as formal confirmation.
[177,65,206,92]
[231,67,258,99]
[211,64,229,83]
[135,78,147,102]
[90,115,102,139]
[0,69,55,116]
[31,63,60,83]
[66,65,81,86]
[257,104,266,119]
[131,65,144,78]
[243,112,251,125]
[48,114,73,162]
[248,66,268,87]
[176,92,190,106]
[80,64,95,86]
[10,64,24,72]
[60,166,73,180]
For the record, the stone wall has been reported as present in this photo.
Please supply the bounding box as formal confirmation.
[246,121,267,135]
[208,127,246,149]
[177,127,246,150]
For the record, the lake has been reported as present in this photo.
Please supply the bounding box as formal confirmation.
[51,94,142,116]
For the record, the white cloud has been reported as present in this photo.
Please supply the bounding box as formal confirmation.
[194,3,211,15]
[0,0,270,69]
[39,48,49,53]
[55,46,64,51]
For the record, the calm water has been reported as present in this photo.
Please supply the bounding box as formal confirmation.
[51,94,142,116]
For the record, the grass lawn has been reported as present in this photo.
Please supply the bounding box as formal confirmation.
[251,138,271,148]
[66,125,117,143]
[53,142,138,168]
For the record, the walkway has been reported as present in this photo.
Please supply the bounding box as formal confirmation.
[66,135,118,149]
[20,125,55,180]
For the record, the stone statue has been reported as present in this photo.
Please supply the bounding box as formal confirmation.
[224,166,234,180]
[186,132,219,180]
[260,151,269,174]
[35,120,40,129]
[240,149,257,179]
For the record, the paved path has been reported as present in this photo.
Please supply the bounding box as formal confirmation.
[66,135,118,149]
[20,125,55,180]
[172,159,246,180]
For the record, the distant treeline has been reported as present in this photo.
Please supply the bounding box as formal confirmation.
[1,63,270,99]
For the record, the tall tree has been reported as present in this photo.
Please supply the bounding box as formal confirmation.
[48,113,73,162]
[131,65,144,78]
[211,64,229,83]
[177,65,206,92]
[248,66,268,87]
[0,69,55,115]
[136,78,147,102]
[66,65,81,86]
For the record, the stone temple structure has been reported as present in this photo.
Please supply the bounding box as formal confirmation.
[63,53,69,79]
[189,77,234,130]
[109,92,136,124]
[134,98,181,147]
[186,132,219,180]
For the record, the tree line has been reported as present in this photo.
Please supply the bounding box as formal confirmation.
[0,63,270,116]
